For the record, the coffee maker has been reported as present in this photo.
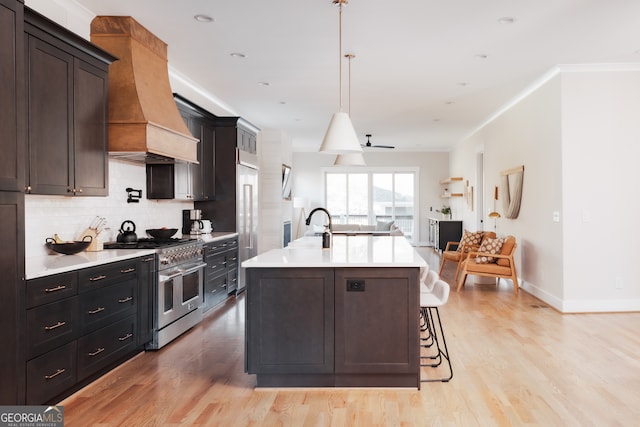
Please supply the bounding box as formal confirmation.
[182,209,203,235]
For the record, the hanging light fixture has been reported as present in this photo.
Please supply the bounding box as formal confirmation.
[319,0,363,154]
[334,53,366,166]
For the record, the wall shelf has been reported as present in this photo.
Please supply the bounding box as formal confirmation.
[440,177,464,198]
[439,177,463,185]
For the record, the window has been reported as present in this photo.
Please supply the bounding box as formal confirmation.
[324,169,418,241]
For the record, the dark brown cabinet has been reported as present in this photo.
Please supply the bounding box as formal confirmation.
[0,0,25,404]
[24,8,115,196]
[24,257,151,404]
[203,237,239,311]
[0,0,25,192]
[173,94,216,201]
[197,117,257,231]
[246,267,420,388]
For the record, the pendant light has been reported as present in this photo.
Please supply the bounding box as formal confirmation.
[319,0,363,154]
[334,53,366,165]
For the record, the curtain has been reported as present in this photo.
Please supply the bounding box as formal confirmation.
[500,166,524,219]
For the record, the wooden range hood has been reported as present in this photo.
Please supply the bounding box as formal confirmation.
[90,16,198,163]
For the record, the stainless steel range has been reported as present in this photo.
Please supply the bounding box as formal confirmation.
[151,240,206,349]
[104,238,206,349]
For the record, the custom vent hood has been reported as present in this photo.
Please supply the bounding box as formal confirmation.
[90,16,198,163]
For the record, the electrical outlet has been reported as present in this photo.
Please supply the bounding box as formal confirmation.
[347,279,365,292]
[615,277,624,290]
[552,211,560,222]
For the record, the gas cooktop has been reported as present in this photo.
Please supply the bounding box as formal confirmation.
[104,238,195,250]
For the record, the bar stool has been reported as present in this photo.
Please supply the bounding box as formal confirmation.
[419,270,440,346]
[420,279,453,382]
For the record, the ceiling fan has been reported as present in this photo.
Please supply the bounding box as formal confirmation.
[362,134,395,149]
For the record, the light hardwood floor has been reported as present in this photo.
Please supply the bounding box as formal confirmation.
[59,247,640,426]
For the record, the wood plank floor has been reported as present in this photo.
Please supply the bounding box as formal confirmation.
[59,247,640,426]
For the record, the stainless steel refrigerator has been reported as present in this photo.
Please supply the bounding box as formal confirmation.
[237,150,258,292]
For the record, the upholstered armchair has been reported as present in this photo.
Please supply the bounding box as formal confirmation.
[456,235,519,295]
[438,231,496,280]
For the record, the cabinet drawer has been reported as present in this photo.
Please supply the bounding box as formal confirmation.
[203,274,228,312]
[226,250,238,270]
[27,297,78,359]
[77,315,137,381]
[79,279,136,334]
[78,259,137,292]
[205,252,228,280]
[26,272,77,308]
[26,341,77,404]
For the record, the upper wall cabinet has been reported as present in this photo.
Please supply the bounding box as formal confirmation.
[174,94,216,201]
[0,0,25,192]
[24,8,116,196]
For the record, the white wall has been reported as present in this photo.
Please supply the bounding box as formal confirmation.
[291,151,450,245]
[560,70,640,311]
[259,130,292,252]
[451,67,640,313]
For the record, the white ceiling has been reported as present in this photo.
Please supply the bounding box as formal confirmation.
[68,0,640,152]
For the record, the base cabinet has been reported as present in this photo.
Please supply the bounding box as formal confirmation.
[246,267,419,388]
[24,257,151,404]
[203,237,238,312]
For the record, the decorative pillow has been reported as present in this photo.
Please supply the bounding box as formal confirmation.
[457,230,484,252]
[376,220,394,231]
[475,237,505,264]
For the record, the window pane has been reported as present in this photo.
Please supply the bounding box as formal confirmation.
[394,173,414,238]
[326,173,346,222]
[372,173,393,222]
[348,173,368,224]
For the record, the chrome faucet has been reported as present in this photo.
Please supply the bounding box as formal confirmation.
[305,207,333,233]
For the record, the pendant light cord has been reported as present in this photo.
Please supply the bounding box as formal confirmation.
[338,1,344,112]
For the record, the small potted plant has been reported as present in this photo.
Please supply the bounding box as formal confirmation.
[436,206,452,220]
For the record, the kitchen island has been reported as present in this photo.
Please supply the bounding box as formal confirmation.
[242,235,427,388]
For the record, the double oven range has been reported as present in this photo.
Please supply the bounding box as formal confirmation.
[105,238,206,349]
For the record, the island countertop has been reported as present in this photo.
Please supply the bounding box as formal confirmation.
[242,235,426,268]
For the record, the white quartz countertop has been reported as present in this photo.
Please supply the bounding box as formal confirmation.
[26,232,239,280]
[26,248,157,280]
[186,232,238,244]
[242,235,427,268]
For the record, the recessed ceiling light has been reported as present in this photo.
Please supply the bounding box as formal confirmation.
[498,17,515,24]
[194,14,214,23]
[230,52,246,58]
[279,101,287,105]
[445,101,455,105]
[257,81,270,86]
[475,54,488,59]
[457,82,469,87]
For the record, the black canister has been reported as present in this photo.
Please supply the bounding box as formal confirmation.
[322,230,331,248]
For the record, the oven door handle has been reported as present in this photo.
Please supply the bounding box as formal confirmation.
[159,271,182,282]
[179,262,207,275]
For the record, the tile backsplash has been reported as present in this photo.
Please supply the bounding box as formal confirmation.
[25,159,193,258]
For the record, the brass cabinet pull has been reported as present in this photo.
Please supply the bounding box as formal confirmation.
[88,307,105,315]
[88,347,105,357]
[45,285,67,293]
[89,274,107,282]
[118,333,133,342]
[118,296,133,303]
[44,368,65,380]
[142,257,155,262]
[44,321,66,331]
[120,267,135,274]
